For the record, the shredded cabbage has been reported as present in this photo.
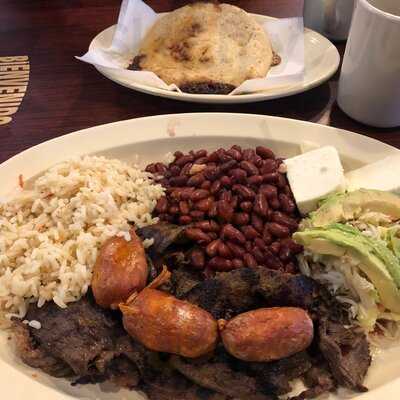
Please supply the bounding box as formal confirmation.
[299,251,400,335]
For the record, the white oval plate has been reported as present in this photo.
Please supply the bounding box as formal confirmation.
[89,15,340,104]
[0,113,399,400]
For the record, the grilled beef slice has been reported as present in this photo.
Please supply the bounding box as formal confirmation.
[318,319,371,392]
[15,294,140,387]
[184,267,320,319]
[170,354,275,400]
[13,322,72,377]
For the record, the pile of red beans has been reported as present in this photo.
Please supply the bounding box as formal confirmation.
[146,146,303,273]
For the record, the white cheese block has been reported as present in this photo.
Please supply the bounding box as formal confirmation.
[284,146,345,215]
[346,155,400,195]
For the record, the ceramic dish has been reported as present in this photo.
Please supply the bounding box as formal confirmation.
[89,15,340,104]
[0,113,399,400]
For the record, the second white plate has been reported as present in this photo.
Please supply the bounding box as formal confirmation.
[89,15,340,104]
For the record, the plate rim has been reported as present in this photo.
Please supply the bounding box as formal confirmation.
[88,13,340,104]
[0,113,399,400]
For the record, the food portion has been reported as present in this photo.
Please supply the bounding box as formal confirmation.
[92,230,148,309]
[0,156,164,324]
[346,154,400,195]
[129,2,274,94]
[296,189,400,335]
[219,307,314,362]
[284,146,346,215]
[4,144,400,400]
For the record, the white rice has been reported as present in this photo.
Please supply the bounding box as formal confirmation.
[0,156,164,326]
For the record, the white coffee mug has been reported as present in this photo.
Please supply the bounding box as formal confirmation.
[337,0,400,128]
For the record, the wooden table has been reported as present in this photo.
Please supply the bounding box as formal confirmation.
[0,0,399,164]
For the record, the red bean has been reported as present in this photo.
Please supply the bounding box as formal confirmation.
[169,205,179,215]
[221,224,246,244]
[179,215,192,225]
[194,157,208,165]
[195,197,214,212]
[170,165,181,176]
[240,161,259,176]
[180,187,195,200]
[269,197,281,210]
[218,242,233,259]
[217,200,234,222]
[210,180,221,194]
[241,225,260,240]
[191,189,209,201]
[272,212,298,231]
[248,175,263,186]
[254,237,267,251]
[208,257,232,271]
[195,149,207,159]
[279,193,296,214]
[233,212,250,226]
[179,201,190,215]
[267,222,290,238]
[173,150,184,160]
[229,168,247,183]
[208,232,218,241]
[256,146,275,160]
[180,163,193,176]
[226,148,242,161]
[190,210,205,220]
[208,203,218,218]
[155,197,168,213]
[243,149,255,161]
[155,163,167,174]
[187,173,205,187]
[226,241,246,258]
[185,228,211,243]
[263,249,283,269]
[279,245,292,262]
[220,175,232,187]
[254,193,269,217]
[175,154,194,166]
[170,175,188,186]
[232,259,245,269]
[270,241,281,254]
[259,184,277,199]
[201,181,211,190]
[280,238,303,255]
[219,190,232,202]
[262,226,273,244]
[244,253,257,268]
[240,201,253,212]
[260,159,277,174]
[206,239,221,257]
[253,247,265,264]
[277,174,288,189]
[263,172,279,184]
[231,195,238,209]
[194,220,211,231]
[251,213,264,233]
[207,151,219,163]
[232,184,255,199]
[204,166,221,181]
[146,163,157,174]
[220,160,237,172]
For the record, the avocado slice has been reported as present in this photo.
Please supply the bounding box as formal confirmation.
[294,223,400,314]
[309,189,400,227]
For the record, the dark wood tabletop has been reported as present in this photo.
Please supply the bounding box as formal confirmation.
[0,0,399,164]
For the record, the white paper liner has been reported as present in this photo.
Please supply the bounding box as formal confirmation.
[77,0,304,95]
